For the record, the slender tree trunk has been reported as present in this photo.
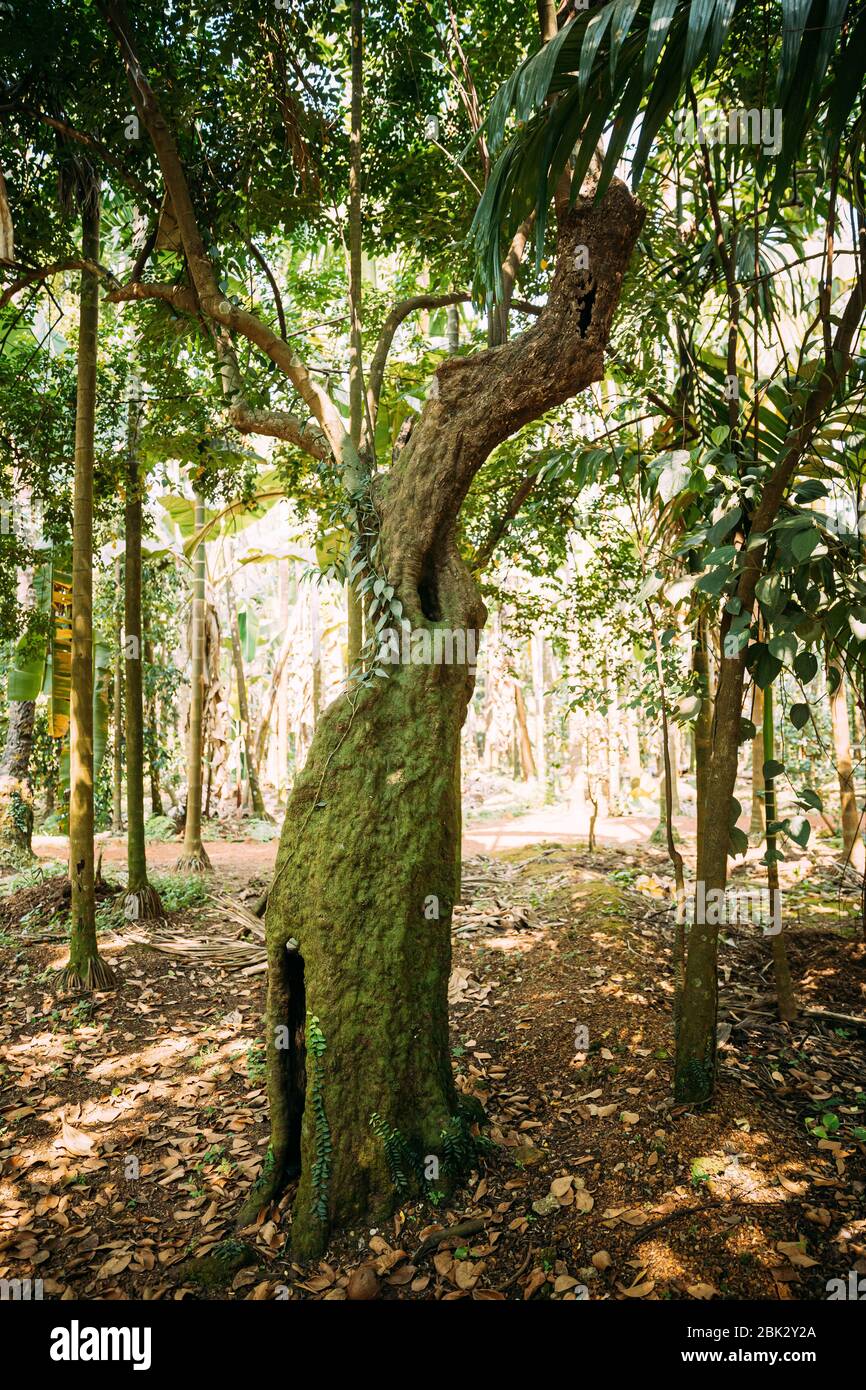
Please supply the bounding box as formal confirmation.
[828,651,865,871]
[0,697,35,866]
[531,631,546,796]
[750,682,765,837]
[346,0,365,676]
[0,559,36,861]
[123,388,163,920]
[60,192,114,990]
[310,581,322,734]
[277,561,291,799]
[255,610,299,772]
[763,684,798,1021]
[513,680,536,780]
[176,492,211,871]
[144,637,163,815]
[693,615,712,866]
[650,620,686,1015]
[226,574,269,820]
[626,706,641,794]
[112,558,124,833]
[606,677,621,812]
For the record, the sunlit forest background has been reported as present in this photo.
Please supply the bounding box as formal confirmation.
[1,0,865,1308]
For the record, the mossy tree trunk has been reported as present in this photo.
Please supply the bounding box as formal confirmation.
[176,492,211,872]
[60,191,114,991]
[100,9,643,1251]
[241,188,645,1255]
[123,390,164,921]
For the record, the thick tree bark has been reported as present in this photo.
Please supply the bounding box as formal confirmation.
[0,697,35,780]
[241,186,645,1254]
[176,493,211,871]
[123,394,164,920]
[60,192,114,990]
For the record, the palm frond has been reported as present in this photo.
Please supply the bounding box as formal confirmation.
[471,0,862,296]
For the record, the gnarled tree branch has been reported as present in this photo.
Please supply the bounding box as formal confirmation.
[1,257,119,307]
[100,0,360,492]
[380,181,645,614]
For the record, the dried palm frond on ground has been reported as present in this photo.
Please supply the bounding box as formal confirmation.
[125,895,267,974]
[124,864,539,974]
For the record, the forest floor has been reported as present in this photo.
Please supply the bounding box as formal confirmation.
[1,821,865,1301]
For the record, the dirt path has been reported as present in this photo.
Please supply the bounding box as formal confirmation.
[31,803,696,881]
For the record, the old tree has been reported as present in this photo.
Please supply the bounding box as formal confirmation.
[87,1,643,1255]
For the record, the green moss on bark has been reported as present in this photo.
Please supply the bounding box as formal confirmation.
[260,649,478,1260]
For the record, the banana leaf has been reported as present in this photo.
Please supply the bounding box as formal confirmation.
[47,554,73,739]
[237,608,259,663]
[7,562,51,701]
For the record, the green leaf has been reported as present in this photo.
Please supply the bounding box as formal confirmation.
[793,650,818,683]
[763,759,785,780]
[798,788,823,812]
[785,814,811,847]
[682,0,718,84]
[789,702,810,730]
[753,646,783,689]
[791,524,820,563]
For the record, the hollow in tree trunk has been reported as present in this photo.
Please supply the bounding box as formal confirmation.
[176,492,211,872]
[123,390,164,921]
[239,186,644,1255]
[59,191,115,992]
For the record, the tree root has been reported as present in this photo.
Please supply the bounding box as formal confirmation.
[54,955,117,993]
[235,1145,296,1229]
[173,1241,257,1289]
[174,846,212,874]
[122,883,166,922]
